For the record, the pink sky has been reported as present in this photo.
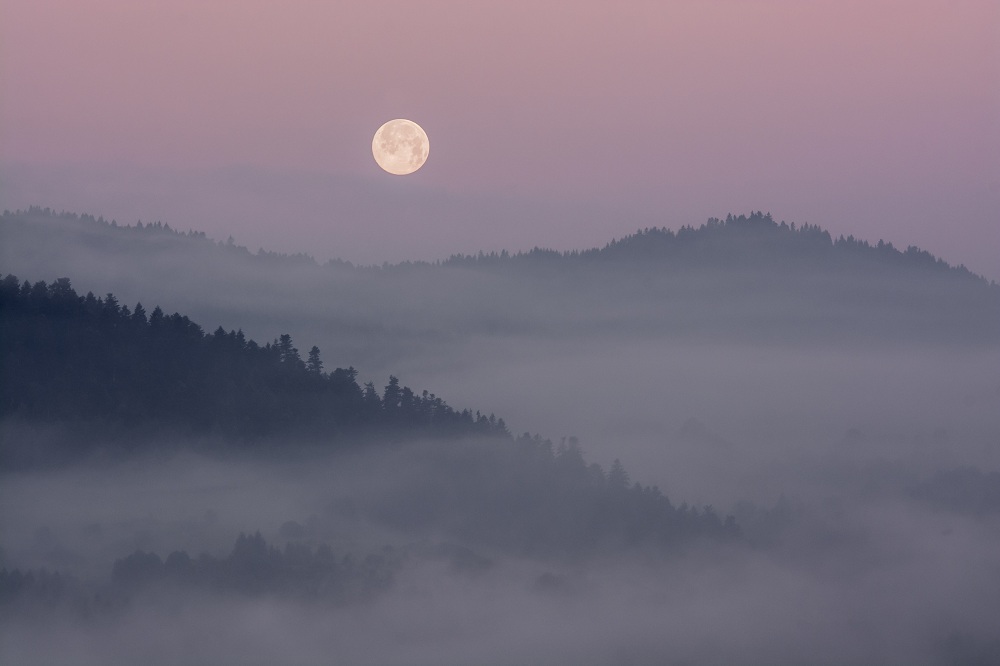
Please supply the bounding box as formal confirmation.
[1,1,998,277]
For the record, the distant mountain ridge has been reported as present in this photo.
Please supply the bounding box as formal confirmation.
[445,211,990,283]
[0,207,991,283]
[2,207,997,350]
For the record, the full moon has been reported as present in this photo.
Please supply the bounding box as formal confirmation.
[372,119,429,175]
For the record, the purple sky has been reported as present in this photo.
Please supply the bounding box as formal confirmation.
[1,1,998,277]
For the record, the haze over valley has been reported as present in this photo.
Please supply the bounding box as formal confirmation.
[2,209,999,664]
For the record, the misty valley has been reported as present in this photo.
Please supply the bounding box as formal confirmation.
[2,209,1000,665]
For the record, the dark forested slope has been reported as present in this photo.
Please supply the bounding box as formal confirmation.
[0,273,738,554]
[0,274,507,448]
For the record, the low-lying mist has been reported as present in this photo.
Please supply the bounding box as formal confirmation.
[391,336,1000,506]
[3,209,1000,663]
[3,439,999,665]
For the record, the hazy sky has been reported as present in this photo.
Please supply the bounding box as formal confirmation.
[1,1,997,277]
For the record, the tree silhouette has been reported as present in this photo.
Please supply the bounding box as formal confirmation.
[306,345,323,374]
[0,275,510,456]
[608,458,630,490]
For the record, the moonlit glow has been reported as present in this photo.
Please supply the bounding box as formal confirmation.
[372,119,429,175]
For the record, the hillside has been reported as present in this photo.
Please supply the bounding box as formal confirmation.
[0,274,507,456]
[447,211,987,280]
[0,274,738,561]
[2,210,998,666]
[2,209,997,357]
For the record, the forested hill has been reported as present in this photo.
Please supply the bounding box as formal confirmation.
[445,212,992,281]
[1,207,993,283]
[0,273,740,551]
[2,207,997,348]
[0,274,508,450]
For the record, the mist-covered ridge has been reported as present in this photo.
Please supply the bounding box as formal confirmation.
[3,207,1000,664]
[2,207,993,282]
[445,211,991,281]
[3,207,997,354]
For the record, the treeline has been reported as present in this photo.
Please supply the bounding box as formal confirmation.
[110,532,400,602]
[1,206,330,267]
[1,464,740,615]
[0,439,741,618]
[0,274,508,449]
[0,273,740,551]
[444,211,988,282]
[5,207,992,284]
[357,435,740,560]
[0,532,401,616]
